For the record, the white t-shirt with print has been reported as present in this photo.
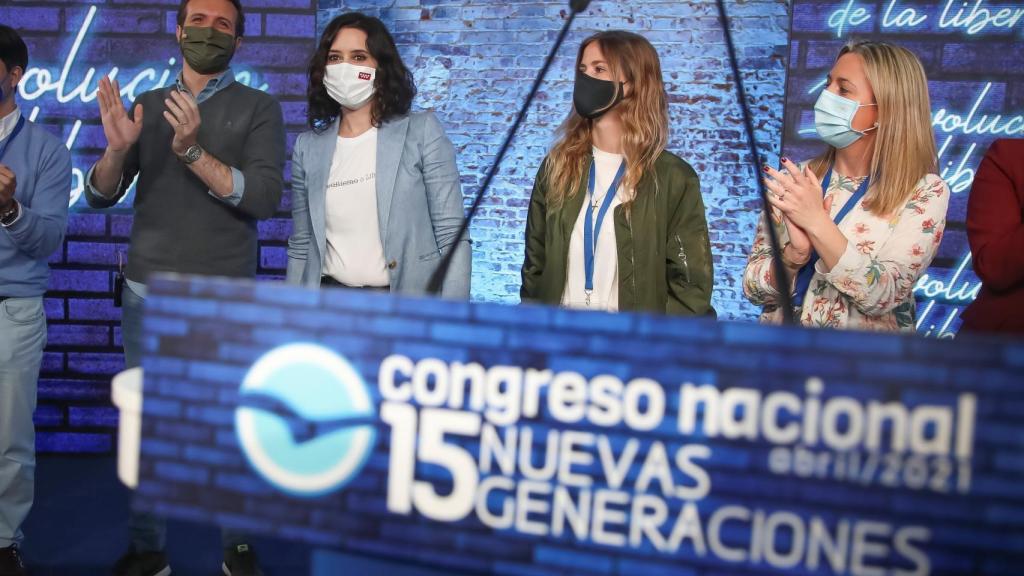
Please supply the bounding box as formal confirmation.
[322,127,390,287]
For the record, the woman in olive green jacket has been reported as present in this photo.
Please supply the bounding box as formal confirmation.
[520,30,714,316]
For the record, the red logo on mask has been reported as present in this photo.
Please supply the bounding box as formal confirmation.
[358,72,372,80]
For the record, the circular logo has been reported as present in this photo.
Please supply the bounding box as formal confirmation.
[235,343,376,498]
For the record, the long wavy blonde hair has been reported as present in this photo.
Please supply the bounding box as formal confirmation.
[808,40,937,217]
[544,31,669,208]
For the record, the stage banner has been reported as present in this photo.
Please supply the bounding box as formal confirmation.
[783,1,1024,337]
[131,275,1023,576]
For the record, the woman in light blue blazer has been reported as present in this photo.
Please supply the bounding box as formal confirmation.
[287,12,470,298]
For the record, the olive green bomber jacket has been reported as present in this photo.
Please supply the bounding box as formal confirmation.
[520,151,715,316]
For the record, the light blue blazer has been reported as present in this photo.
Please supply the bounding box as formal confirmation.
[286,112,471,298]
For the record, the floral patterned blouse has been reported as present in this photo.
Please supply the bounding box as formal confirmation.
[743,169,950,331]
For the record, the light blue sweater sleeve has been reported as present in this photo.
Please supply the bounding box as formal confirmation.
[0,120,72,297]
[5,139,72,259]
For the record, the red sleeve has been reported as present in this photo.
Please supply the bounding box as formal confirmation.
[966,139,1024,292]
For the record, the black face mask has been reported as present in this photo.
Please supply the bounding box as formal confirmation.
[572,69,624,120]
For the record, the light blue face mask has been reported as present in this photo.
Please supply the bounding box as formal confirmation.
[814,89,878,149]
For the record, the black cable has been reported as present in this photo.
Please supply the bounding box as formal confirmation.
[426,0,591,295]
[714,0,797,324]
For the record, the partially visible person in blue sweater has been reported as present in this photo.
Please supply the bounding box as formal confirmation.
[0,24,72,576]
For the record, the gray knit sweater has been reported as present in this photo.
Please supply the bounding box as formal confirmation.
[85,82,284,282]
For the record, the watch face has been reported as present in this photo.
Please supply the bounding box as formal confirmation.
[185,145,202,164]
[0,203,18,226]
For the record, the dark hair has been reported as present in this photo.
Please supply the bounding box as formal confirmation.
[0,25,29,74]
[307,12,416,132]
[177,0,245,37]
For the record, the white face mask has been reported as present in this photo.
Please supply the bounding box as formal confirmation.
[323,62,376,110]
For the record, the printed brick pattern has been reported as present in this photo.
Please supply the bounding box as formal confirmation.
[137,275,1024,575]
[782,0,1024,337]
[16,0,788,454]
[317,0,788,320]
[10,0,316,453]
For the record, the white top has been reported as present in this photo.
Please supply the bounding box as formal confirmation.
[562,146,625,311]
[0,107,21,141]
[322,127,390,287]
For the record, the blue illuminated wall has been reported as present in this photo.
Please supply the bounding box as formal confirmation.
[4,0,316,452]
[10,0,791,454]
[23,0,1024,454]
[783,1,1024,337]
[135,275,1024,576]
[346,0,790,316]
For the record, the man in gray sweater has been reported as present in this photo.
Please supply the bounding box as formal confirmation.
[85,0,283,574]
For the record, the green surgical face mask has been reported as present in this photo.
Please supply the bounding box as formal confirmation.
[180,26,236,75]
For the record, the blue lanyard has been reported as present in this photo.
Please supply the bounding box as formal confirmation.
[583,158,626,305]
[793,165,870,305]
[0,116,26,163]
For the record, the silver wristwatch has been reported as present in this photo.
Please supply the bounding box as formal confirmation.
[0,201,19,227]
[181,144,203,165]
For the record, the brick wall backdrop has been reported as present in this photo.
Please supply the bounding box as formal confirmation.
[134,275,1024,576]
[782,0,1024,338]
[319,0,790,315]
[3,0,316,453]
[6,0,789,455]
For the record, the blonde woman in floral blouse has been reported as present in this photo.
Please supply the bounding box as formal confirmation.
[744,41,949,331]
